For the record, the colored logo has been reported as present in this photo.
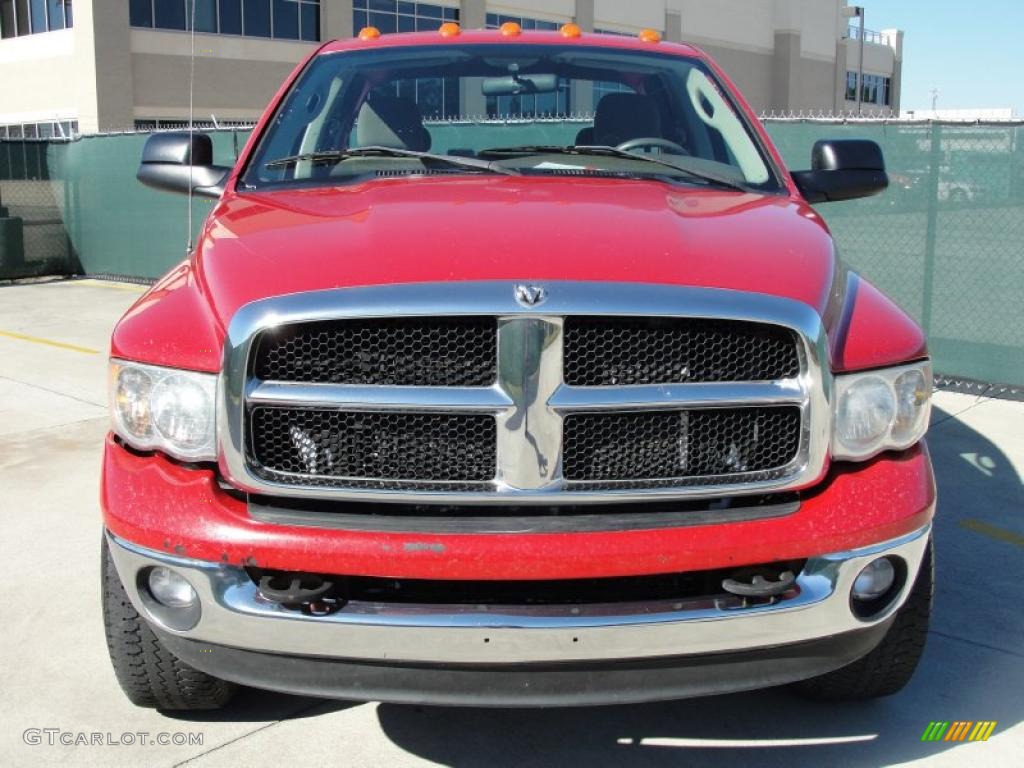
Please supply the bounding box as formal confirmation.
[921,721,997,742]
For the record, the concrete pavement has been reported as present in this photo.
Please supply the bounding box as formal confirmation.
[0,278,1021,767]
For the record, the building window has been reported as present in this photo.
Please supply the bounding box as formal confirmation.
[845,71,858,101]
[154,0,188,29]
[130,0,320,42]
[880,76,891,106]
[485,13,559,31]
[845,72,892,106]
[0,0,71,38]
[867,76,878,104]
[352,1,458,35]
[0,120,77,139]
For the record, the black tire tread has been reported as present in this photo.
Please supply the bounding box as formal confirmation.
[102,539,236,710]
[793,536,934,701]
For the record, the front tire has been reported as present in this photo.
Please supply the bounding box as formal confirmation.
[793,537,934,701]
[101,538,236,710]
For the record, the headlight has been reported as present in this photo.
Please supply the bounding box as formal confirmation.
[109,360,217,461]
[832,362,931,461]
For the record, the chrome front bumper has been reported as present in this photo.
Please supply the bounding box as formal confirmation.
[106,524,931,665]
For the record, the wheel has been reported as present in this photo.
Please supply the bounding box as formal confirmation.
[101,538,236,710]
[792,537,934,701]
[615,137,690,155]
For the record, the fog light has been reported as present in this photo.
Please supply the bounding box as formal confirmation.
[148,567,198,608]
[852,557,896,601]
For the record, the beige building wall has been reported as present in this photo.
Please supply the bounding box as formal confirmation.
[0,0,333,132]
[129,30,317,123]
[0,28,79,126]
[491,0,575,22]
[0,0,902,134]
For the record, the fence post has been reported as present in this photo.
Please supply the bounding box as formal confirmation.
[920,121,941,336]
[59,142,77,276]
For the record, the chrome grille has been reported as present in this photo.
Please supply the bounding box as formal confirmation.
[249,408,496,484]
[253,316,496,386]
[562,407,802,483]
[563,317,800,385]
[220,282,831,505]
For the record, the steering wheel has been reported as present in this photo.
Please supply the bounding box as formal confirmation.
[616,137,689,155]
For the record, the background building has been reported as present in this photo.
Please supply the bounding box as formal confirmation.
[0,0,903,136]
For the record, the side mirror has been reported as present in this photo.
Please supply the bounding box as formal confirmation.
[137,132,230,199]
[791,139,888,203]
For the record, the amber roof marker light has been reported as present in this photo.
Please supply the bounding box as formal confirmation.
[438,22,461,37]
[639,28,662,43]
[499,21,522,37]
[358,26,381,40]
[560,23,582,38]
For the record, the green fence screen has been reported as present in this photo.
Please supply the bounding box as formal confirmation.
[766,121,1024,388]
[1,131,250,282]
[1,120,1022,387]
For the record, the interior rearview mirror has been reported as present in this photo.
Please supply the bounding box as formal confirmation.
[791,139,888,203]
[481,74,559,97]
[137,132,230,199]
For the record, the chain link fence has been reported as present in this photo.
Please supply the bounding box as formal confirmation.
[0,140,77,280]
[766,120,1024,391]
[1,119,1022,389]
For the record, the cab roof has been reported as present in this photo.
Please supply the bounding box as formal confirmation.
[319,29,704,58]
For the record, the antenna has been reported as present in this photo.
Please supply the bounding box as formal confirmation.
[186,0,197,255]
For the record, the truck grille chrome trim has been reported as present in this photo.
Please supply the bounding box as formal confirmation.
[218,281,833,505]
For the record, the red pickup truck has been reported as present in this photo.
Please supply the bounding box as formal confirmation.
[102,25,934,710]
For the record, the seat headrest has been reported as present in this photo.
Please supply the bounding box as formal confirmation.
[355,92,432,152]
[574,126,595,145]
[593,93,662,147]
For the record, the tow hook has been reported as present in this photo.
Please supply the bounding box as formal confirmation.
[258,573,334,606]
[721,568,796,600]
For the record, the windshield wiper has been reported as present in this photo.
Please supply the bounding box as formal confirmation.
[265,146,517,175]
[480,145,749,191]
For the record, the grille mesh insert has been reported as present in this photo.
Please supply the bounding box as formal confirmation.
[253,317,497,387]
[562,407,802,482]
[563,317,800,386]
[249,408,496,484]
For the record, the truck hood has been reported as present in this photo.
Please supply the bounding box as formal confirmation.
[196,176,837,330]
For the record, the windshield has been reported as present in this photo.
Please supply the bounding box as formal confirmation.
[242,43,780,192]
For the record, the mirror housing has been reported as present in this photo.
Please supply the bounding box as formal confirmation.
[791,139,888,203]
[137,132,230,199]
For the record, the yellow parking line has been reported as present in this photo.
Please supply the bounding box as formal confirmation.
[0,329,100,355]
[960,519,1024,549]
